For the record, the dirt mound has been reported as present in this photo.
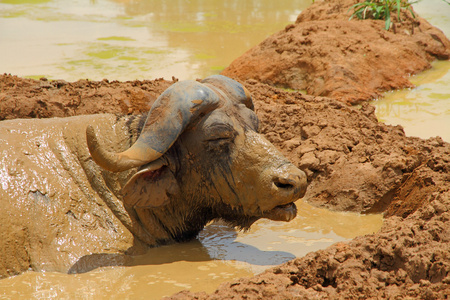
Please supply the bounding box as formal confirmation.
[0,74,175,120]
[246,80,449,215]
[221,0,450,104]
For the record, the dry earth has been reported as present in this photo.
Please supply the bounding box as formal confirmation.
[0,76,175,120]
[1,0,450,298]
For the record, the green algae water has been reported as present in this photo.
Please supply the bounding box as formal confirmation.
[0,0,308,81]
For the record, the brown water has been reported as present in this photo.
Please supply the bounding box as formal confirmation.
[374,59,450,142]
[0,0,448,298]
[1,0,448,143]
[372,0,450,142]
[0,200,382,299]
[0,0,308,81]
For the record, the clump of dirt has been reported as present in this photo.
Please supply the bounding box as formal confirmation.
[245,80,449,214]
[0,74,175,120]
[221,0,450,104]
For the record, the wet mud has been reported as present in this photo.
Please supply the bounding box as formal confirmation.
[1,0,450,298]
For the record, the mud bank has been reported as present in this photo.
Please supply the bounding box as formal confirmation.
[0,76,175,120]
[171,196,450,299]
[221,0,450,104]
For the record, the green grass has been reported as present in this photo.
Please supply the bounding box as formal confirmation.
[349,0,419,30]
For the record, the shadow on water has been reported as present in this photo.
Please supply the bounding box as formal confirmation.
[69,221,295,274]
[67,200,384,275]
[1,201,382,298]
[68,223,295,274]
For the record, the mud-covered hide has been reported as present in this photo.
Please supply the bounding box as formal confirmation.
[0,115,135,277]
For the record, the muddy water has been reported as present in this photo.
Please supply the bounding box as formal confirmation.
[0,0,308,81]
[0,0,448,141]
[0,200,382,299]
[374,59,450,142]
[373,0,450,142]
[0,0,448,143]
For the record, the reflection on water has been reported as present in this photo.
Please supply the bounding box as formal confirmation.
[374,60,450,142]
[0,200,383,299]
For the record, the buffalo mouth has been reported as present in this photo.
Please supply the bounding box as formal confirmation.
[262,202,297,222]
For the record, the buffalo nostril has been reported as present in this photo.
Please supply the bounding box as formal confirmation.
[273,177,295,189]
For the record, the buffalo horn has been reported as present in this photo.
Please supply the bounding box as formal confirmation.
[201,75,254,110]
[86,80,220,172]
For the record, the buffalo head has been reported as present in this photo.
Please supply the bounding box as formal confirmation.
[86,75,307,244]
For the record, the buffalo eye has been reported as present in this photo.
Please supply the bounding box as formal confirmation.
[204,124,237,149]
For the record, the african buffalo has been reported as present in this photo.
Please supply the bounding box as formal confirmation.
[0,75,307,278]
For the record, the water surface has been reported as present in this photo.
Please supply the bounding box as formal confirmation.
[374,59,450,142]
[0,0,308,81]
[0,200,382,299]
[373,0,450,142]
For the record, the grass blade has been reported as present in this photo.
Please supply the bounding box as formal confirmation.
[396,0,402,20]
[385,2,391,30]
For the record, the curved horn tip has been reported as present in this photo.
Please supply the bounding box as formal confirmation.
[86,125,110,168]
[85,125,125,172]
[86,125,99,154]
[86,124,162,173]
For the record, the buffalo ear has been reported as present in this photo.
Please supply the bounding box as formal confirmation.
[122,160,179,208]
